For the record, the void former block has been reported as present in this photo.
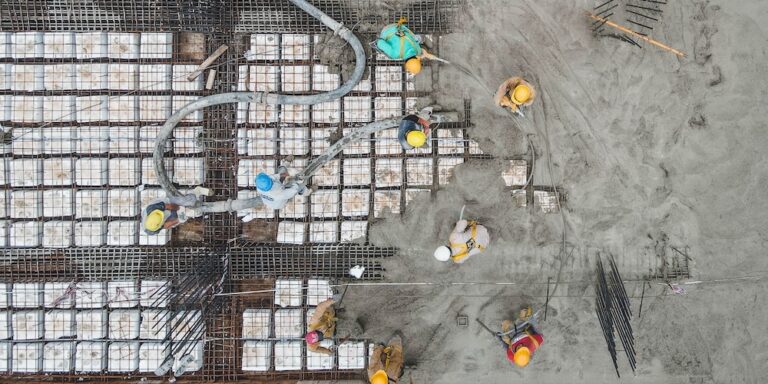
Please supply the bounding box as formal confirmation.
[140,32,173,59]
[174,126,203,154]
[242,341,271,371]
[75,283,106,309]
[11,129,41,156]
[108,96,138,122]
[42,221,73,248]
[76,158,108,186]
[75,63,108,90]
[242,309,271,339]
[248,34,279,60]
[42,158,73,186]
[108,63,138,90]
[107,189,137,218]
[282,34,310,60]
[374,191,401,218]
[174,96,203,122]
[0,312,8,339]
[10,222,41,248]
[281,65,310,92]
[108,342,139,372]
[282,194,307,219]
[139,310,168,340]
[138,342,169,372]
[312,65,340,91]
[274,279,302,308]
[375,159,403,187]
[274,308,303,339]
[139,64,171,91]
[171,311,203,341]
[534,190,560,214]
[44,310,75,339]
[42,342,73,372]
[172,157,206,186]
[44,64,75,90]
[342,190,370,217]
[10,159,41,186]
[342,127,371,155]
[75,190,106,219]
[282,104,309,123]
[236,190,274,220]
[11,64,44,91]
[75,222,106,247]
[343,158,371,186]
[307,339,334,370]
[249,102,277,124]
[107,33,139,59]
[44,283,74,309]
[75,32,108,59]
[306,279,333,306]
[12,32,44,58]
[438,158,464,185]
[109,310,140,340]
[107,281,138,308]
[374,96,401,119]
[108,158,140,186]
[42,126,74,154]
[437,129,465,155]
[140,280,169,308]
[502,160,528,186]
[75,341,105,372]
[76,97,108,123]
[248,65,278,92]
[12,311,43,340]
[340,221,367,242]
[11,95,43,122]
[312,159,340,186]
[375,66,403,92]
[406,158,433,186]
[11,190,41,219]
[311,100,340,123]
[139,95,172,121]
[12,343,42,373]
[172,64,203,91]
[12,283,41,308]
[140,126,169,153]
[338,341,366,369]
[310,222,338,243]
[343,96,372,122]
[274,341,302,371]
[311,190,339,218]
[236,159,275,188]
[280,127,309,156]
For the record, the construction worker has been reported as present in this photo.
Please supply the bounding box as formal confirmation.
[368,335,404,384]
[376,18,441,75]
[500,306,544,368]
[434,219,490,264]
[398,107,433,150]
[304,298,337,356]
[256,166,311,210]
[495,77,536,116]
[142,186,212,235]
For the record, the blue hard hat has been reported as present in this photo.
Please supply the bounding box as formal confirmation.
[255,173,273,191]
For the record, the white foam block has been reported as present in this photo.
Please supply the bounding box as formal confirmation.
[274,280,302,308]
[242,309,271,339]
[43,342,73,372]
[338,341,366,369]
[108,158,139,186]
[245,128,277,156]
[312,64,339,91]
[406,158,433,186]
[374,126,402,156]
[0,221,6,251]
[0,63,9,90]
[11,64,44,91]
[75,310,107,340]
[248,34,279,60]
[10,222,41,247]
[172,311,203,341]
[76,97,108,125]
[438,158,463,184]
[75,283,105,309]
[12,32,43,58]
[282,34,310,60]
[249,102,276,124]
[140,32,173,59]
[312,159,340,186]
[12,343,41,372]
[42,158,73,186]
[44,310,75,340]
[76,64,108,90]
[307,339,334,370]
[107,33,139,59]
[13,310,43,340]
[139,310,169,340]
[310,222,338,243]
[11,190,40,219]
[172,157,206,185]
[174,126,203,154]
[281,65,309,92]
[11,129,42,156]
[42,95,75,122]
[107,188,137,218]
[108,63,137,90]
[375,158,403,187]
[341,221,367,242]
[44,32,75,58]
[282,104,309,123]
[242,341,271,371]
[248,65,278,92]
[140,281,169,308]
[280,127,309,156]
[0,32,9,58]
[11,95,43,122]
[0,285,8,309]
[374,96,402,119]
[109,310,140,339]
[41,126,74,154]
[277,222,305,244]
[376,66,402,92]
[0,192,5,218]
[43,221,73,248]
[174,341,203,373]
[108,342,139,372]
[274,309,303,338]
[75,190,106,219]
[139,64,171,91]
[75,158,107,186]
[174,95,203,122]
[0,313,8,339]
[75,341,105,372]
[311,190,339,218]
[374,190,401,218]
[282,193,307,219]
[138,342,169,372]
[13,283,41,308]
[108,96,138,122]
[172,64,203,91]
[107,281,138,308]
[75,32,107,59]
[274,341,302,371]
[343,96,372,122]
[306,280,333,306]
[140,125,169,153]
[42,190,73,218]
[502,160,528,186]
[311,100,340,123]
[343,158,371,186]
[342,190,370,217]
[44,283,74,309]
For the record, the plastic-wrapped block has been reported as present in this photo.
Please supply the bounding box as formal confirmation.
[281,65,309,92]
[76,64,108,90]
[438,158,464,185]
[534,190,560,213]
[44,310,75,340]
[75,32,108,59]
[11,95,43,122]
[249,102,277,124]
[75,341,105,372]
[11,190,40,219]
[310,159,339,186]
[13,310,43,339]
[43,158,73,186]
[76,310,107,339]
[42,189,73,217]
[174,96,203,122]
[375,159,403,187]
[75,190,106,219]
[374,191,401,218]
[0,313,8,339]
[338,341,366,369]
[375,66,403,92]
[42,221,73,248]
[312,64,339,91]
[44,32,75,58]
[12,283,40,309]
[274,341,302,371]
[108,342,139,372]
[172,158,206,186]
[248,65,278,92]
[107,189,137,217]
[107,281,138,308]
[139,95,172,121]
[108,158,140,186]
[236,190,274,219]
[172,311,203,341]
[374,96,401,119]
[12,343,41,372]
[282,193,307,219]
[310,222,338,243]
[311,100,340,123]
[406,159,433,186]
[242,341,271,371]
[10,222,41,247]
[282,34,310,60]
[107,33,139,59]
[11,130,42,156]
[10,64,45,92]
[42,64,74,91]
[236,159,275,187]
[343,158,371,186]
[280,127,309,155]
[248,34,279,60]
[42,126,73,154]
[274,279,302,308]
[74,222,106,247]
[374,125,401,155]
[109,310,140,340]
[437,129,465,155]
[74,283,105,309]
[139,310,169,340]
[172,65,203,91]
[273,309,303,338]
[277,222,305,244]
[140,33,173,59]
[44,283,74,309]
[139,126,169,153]
[174,126,203,154]
[281,104,309,124]
[12,32,43,58]
[502,160,528,186]
[306,279,333,307]
[307,339,334,370]
[108,96,138,122]
[140,281,169,308]
[76,96,108,123]
[343,96,372,122]
[139,64,171,91]
[75,158,107,186]
[242,309,271,339]
[342,190,370,217]
[243,127,277,156]
[311,190,339,218]
[138,342,169,372]
[340,221,368,242]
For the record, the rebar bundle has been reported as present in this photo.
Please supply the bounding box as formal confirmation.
[594,253,636,377]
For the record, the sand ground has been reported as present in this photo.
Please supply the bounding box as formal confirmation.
[338,0,768,382]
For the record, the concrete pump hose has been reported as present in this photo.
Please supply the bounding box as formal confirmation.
[152,0,366,212]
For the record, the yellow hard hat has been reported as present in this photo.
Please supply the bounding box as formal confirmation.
[370,369,389,384]
[144,210,164,232]
[511,84,531,105]
[513,346,531,368]
[404,57,422,74]
[406,130,427,147]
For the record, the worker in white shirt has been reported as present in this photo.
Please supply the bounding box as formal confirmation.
[434,219,490,264]
[255,166,311,210]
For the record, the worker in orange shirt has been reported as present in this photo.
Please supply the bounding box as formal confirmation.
[500,306,544,367]
[368,334,404,384]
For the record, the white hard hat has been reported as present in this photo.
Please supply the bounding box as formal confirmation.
[434,246,451,262]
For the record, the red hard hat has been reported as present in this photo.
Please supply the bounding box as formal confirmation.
[305,331,320,344]
[506,347,516,362]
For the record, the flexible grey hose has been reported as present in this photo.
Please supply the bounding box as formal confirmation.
[153,0,366,212]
